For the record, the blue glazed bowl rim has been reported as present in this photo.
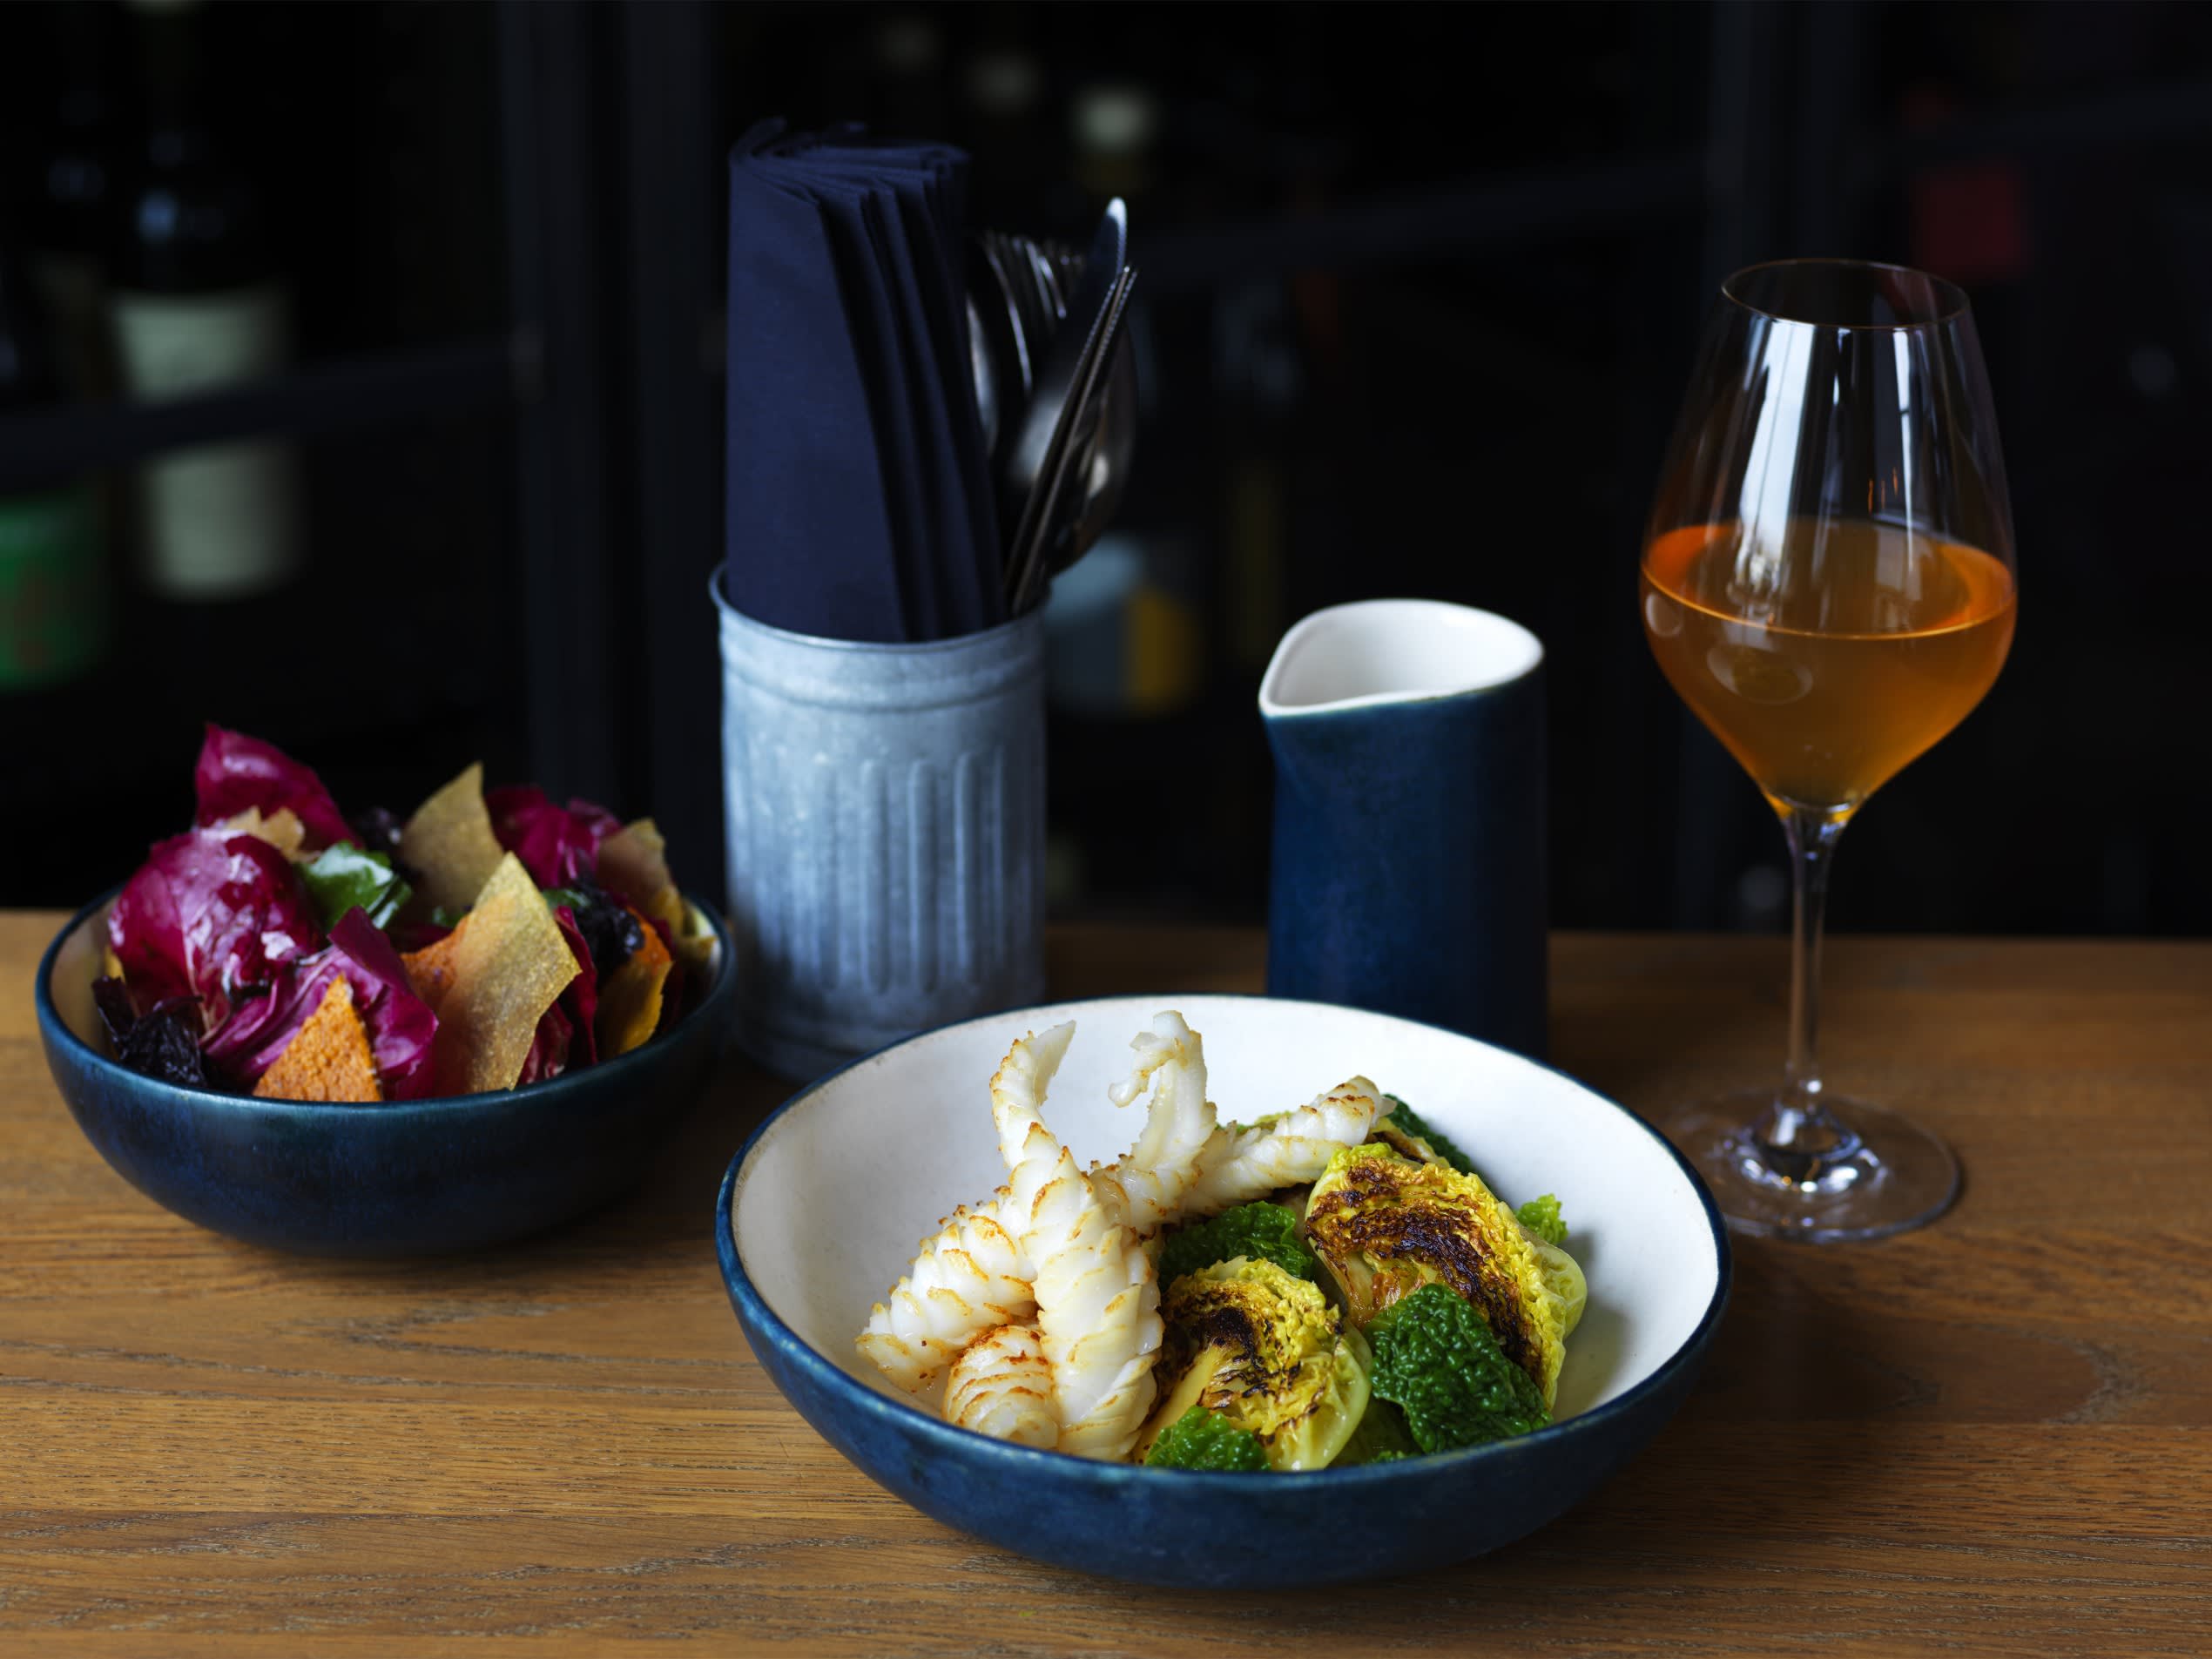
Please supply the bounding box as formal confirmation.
[33,881,737,1123]
[715,990,1733,1491]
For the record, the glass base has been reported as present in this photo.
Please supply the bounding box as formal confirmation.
[1655,1090,1960,1243]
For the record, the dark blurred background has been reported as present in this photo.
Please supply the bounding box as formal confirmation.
[3,0,2208,937]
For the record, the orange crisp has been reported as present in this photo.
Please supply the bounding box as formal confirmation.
[401,914,472,1015]
[253,975,381,1103]
[597,907,672,1058]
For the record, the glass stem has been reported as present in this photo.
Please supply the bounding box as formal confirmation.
[1757,806,1853,1176]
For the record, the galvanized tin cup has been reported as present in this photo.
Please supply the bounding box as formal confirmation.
[712,569,1047,1078]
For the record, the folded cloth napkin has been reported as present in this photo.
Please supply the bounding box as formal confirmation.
[724,121,1002,644]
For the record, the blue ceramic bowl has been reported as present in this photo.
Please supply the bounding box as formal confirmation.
[717,994,1730,1588]
[35,887,734,1256]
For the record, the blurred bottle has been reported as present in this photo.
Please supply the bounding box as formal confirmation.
[30,0,123,403]
[871,13,948,140]
[0,232,107,690]
[960,41,1049,228]
[110,0,300,601]
[1069,83,1157,209]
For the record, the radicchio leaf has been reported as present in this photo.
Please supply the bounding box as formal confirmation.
[484,785,619,887]
[192,726,355,853]
[543,873,641,979]
[327,909,440,1101]
[200,909,441,1096]
[108,829,322,1031]
[516,1000,572,1086]
[550,904,598,1070]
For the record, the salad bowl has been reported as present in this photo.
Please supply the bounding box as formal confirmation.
[718,994,1730,1588]
[35,887,735,1257]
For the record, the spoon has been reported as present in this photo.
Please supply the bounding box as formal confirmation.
[998,199,1128,569]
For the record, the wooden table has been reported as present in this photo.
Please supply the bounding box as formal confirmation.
[3,916,2208,1656]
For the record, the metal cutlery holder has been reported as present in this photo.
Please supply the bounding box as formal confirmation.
[714,570,1047,1079]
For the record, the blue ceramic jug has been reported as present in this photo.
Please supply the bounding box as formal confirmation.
[1259,599,1548,1058]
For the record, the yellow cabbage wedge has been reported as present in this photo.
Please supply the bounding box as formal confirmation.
[1304,1143,1583,1409]
[1135,1257,1371,1472]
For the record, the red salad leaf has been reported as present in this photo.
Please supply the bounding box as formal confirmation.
[484,785,619,887]
[327,910,440,1101]
[199,909,441,1096]
[551,905,599,1070]
[109,830,322,1030]
[201,958,338,1087]
[383,916,454,955]
[516,1000,572,1086]
[192,725,355,853]
[509,907,596,1087]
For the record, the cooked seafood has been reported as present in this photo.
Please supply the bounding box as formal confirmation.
[1088,1011,1219,1233]
[854,1011,1582,1469]
[855,1197,1033,1396]
[944,1322,1057,1448]
[991,1022,1162,1460]
[1177,1076,1385,1217]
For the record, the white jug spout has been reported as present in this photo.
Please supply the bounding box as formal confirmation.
[1258,599,1544,718]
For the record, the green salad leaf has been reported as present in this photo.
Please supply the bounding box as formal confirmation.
[1334,1396,1420,1466]
[1158,1201,1318,1288]
[298,843,412,932]
[1366,1283,1550,1453]
[1379,1096,1481,1180]
[1515,1193,1568,1246]
[1143,1406,1270,1472]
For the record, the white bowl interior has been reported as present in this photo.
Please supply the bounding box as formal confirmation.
[734,995,1719,1428]
[50,904,111,1049]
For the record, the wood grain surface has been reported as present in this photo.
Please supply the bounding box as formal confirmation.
[3,913,2208,1656]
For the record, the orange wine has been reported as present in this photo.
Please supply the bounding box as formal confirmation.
[1641,519,2016,813]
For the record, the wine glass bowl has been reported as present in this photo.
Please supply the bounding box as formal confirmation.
[1641,260,2017,1242]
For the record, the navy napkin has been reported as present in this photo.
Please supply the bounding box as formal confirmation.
[724,121,1002,644]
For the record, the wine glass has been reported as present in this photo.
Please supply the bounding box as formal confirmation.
[1640,259,2018,1242]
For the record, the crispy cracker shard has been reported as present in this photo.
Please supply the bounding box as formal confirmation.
[944,1323,1058,1448]
[1136,1258,1371,1472]
[253,976,381,1103]
[421,853,580,1094]
[399,761,509,915]
[1177,1076,1384,1218]
[1303,1143,1582,1409]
